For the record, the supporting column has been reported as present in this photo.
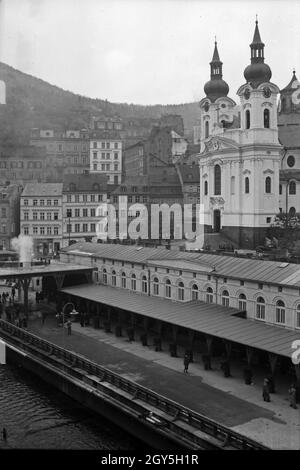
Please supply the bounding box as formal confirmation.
[186,330,195,363]
[54,274,65,291]
[203,335,213,370]
[85,271,93,284]
[244,346,255,385]
[141,317,149,346]
[96,303,102,328]
[154,321,163,351]
[268,353,278,393]
[104,306,111,332]
[294,364,300,403]
[221,340,232,377]
[169,325,178,357]
[20,277,31,318]
[127,312,135,342]
[115,309,122,337]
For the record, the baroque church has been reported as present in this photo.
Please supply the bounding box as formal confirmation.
[195,20,300,249]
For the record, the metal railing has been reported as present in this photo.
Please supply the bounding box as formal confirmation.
[0,319,268,450]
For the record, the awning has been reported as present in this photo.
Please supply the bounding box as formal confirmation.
[60,284,300,359]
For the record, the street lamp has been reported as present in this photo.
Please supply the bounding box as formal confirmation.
[61,302,79,327]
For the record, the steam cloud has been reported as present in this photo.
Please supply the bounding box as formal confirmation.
[11,235,34,264]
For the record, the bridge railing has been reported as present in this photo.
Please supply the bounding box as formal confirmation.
[0,319,268,450]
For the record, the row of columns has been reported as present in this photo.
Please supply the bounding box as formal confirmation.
[59,294,300,400]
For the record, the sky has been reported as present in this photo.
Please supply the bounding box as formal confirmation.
[0,0,299,105]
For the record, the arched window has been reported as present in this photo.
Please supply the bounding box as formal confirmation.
[289,181,296,195]
[111,270,116,287]
[153,277,159,296]
[281,97,286,112]
[206,287,213,304]
[221,290,229,307]
[214,164,221,195]
[165,279,171,298]
[279,184,282,195]
[191,284,198,301]
[263,109,270,128]
[142,275,148,293]
[231,176,235,195]
[204,180,208,196]
[296,304,300,328]
[276,300,285,324]
[239,293,247,311]
[102,268,107,284]
[245,177,250,194]
[205,121,209,138]
[131,273,136,291]
[245,110,250,129]
[289,206,296,217]
[265,176,271,194]
[178,282,184,301]
[121,272,126,289]
[256,297,265,320]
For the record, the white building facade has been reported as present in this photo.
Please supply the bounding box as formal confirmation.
[20,183,63,256]
[60,242,300,331]
[195,22,283,248]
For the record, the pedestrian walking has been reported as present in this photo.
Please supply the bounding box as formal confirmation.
[67,319,72,336]
[262,378,271,402]
[183,352,190,373]
[288,383,298,409]
[2,427,7,441]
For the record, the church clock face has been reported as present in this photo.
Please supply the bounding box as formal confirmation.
[244,89,250,100]
[263,86,271,98]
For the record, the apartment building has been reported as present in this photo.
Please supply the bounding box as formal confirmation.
[62,173,108,247]
[20,183,63,256]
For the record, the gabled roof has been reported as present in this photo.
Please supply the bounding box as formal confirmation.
[63,174,108,192]
[62,242,300,288]
[280,70,300,93]
[22,183,63,197]
[63,242,168,264]
[176,164,199,183]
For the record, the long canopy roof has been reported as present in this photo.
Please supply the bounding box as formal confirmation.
[60,284,300,358]
[0,262,95,280]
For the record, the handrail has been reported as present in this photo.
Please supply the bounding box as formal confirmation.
[0,319,268,450]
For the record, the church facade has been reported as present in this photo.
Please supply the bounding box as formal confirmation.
[196,21,284,248]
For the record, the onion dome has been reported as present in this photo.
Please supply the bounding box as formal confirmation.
[244,20,272,88]
[204,41,229,102]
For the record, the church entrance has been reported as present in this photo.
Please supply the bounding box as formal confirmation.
[213,209,221,232]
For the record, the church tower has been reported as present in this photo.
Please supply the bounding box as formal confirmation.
[198,21,282,248]
[199,41,237,140]
[238,19,278,133]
